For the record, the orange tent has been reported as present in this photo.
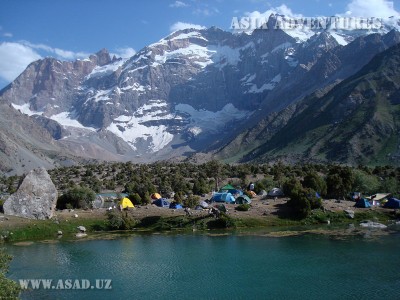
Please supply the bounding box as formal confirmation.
[151,193,162,200]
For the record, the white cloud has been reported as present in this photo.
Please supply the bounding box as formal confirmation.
[193,7,219,16]
[169,1,188,8]
[112,47,136,59]
[19,41,89,60]
[0,42,42,82]
[3,32,12,37]
[0,40,91,85]
[170,22,206,32]
[344,0,399,17]
[245,4,303,20]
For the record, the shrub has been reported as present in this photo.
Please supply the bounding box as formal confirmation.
[288,187,313,219]
[235,204,251,211]
[183,195,199,208]
[0,250,21,299]
[129,193,142,205]
[302,172,327,197]
[282,178,302,198]
[106,210,138,230]
[57,186,96,209]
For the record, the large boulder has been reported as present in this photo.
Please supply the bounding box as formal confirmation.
[3,168,58,220]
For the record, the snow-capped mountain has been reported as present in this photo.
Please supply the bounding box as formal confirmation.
[1,14,400,167]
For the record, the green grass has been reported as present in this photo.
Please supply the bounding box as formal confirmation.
[1,219,108,242]
[1,209,394,243]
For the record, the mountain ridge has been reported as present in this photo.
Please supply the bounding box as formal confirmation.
[219,42,400,166]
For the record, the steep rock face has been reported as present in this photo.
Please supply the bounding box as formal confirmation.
[3,167,58,219]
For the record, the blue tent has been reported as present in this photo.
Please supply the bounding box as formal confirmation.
[355,198,371,208]
[153,198,170,208]
[384,198,400,209]
[169,202,183,209]
[212,192,236,204]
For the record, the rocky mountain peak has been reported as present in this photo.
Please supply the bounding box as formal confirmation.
[90,48,112,66]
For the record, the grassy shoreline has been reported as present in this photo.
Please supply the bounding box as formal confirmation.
[0,208,396,243]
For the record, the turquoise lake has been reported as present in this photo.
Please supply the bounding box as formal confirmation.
[5,230,400,300]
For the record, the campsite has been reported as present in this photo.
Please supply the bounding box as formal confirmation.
[0,161,399,241]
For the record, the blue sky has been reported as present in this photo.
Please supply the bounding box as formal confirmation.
[0,0,399,89]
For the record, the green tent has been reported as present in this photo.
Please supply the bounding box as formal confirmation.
[220,184,236,191]
[236,195,252,204]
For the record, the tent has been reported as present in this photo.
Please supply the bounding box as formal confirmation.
[247,191,257,198]
[211,192,236,204]
[119,197,135,209]
[199,200,209,208]
[384,198,400,209]
[258,190,268,197]
[219,184,242,195]
[354,198,371,208]
[236,195,252,204]
[153,198,170,208]
[151,193,162,200]
[169,202,183,209]
[367,193,391,206]
[220,184,235,191]
[267,188,284,197]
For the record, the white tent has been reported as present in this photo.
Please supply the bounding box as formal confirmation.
[267,188,284,197]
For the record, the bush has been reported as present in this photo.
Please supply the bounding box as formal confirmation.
[106,210,138,230]
[282,178,302,198]
[183,195,199,208]
[235,204,251,211]
[57,186,96,209]
[288,188,313,219]
[302,172,327,197]
[129,193,142,205]
[207,214,236,229]
[0,250,21,299]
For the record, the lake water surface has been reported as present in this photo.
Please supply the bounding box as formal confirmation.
[6,230,400,299]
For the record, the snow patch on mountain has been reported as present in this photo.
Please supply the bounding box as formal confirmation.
[12,103,41,116]
[175,103,250,134]
[246,74,281,94]
[153,44,213,68]
[50,112,97,131]
[170,31,208,42]
[85,59,125,80]
[87,89,112,103]
[12,103,96,131]
[107,100,175,152]
[120,82,150,95]
[329,32,348,46]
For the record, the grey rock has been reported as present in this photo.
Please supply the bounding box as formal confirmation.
[3,168,58,220]
[360,221,387,229]
[77,226,86,233]
[75,233,87,238]
[344,210,355,219]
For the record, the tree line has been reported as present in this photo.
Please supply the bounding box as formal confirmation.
[1,161,399,214]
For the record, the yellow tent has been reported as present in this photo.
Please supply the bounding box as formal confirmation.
[119,197,135,209]
[151,193,162,200]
